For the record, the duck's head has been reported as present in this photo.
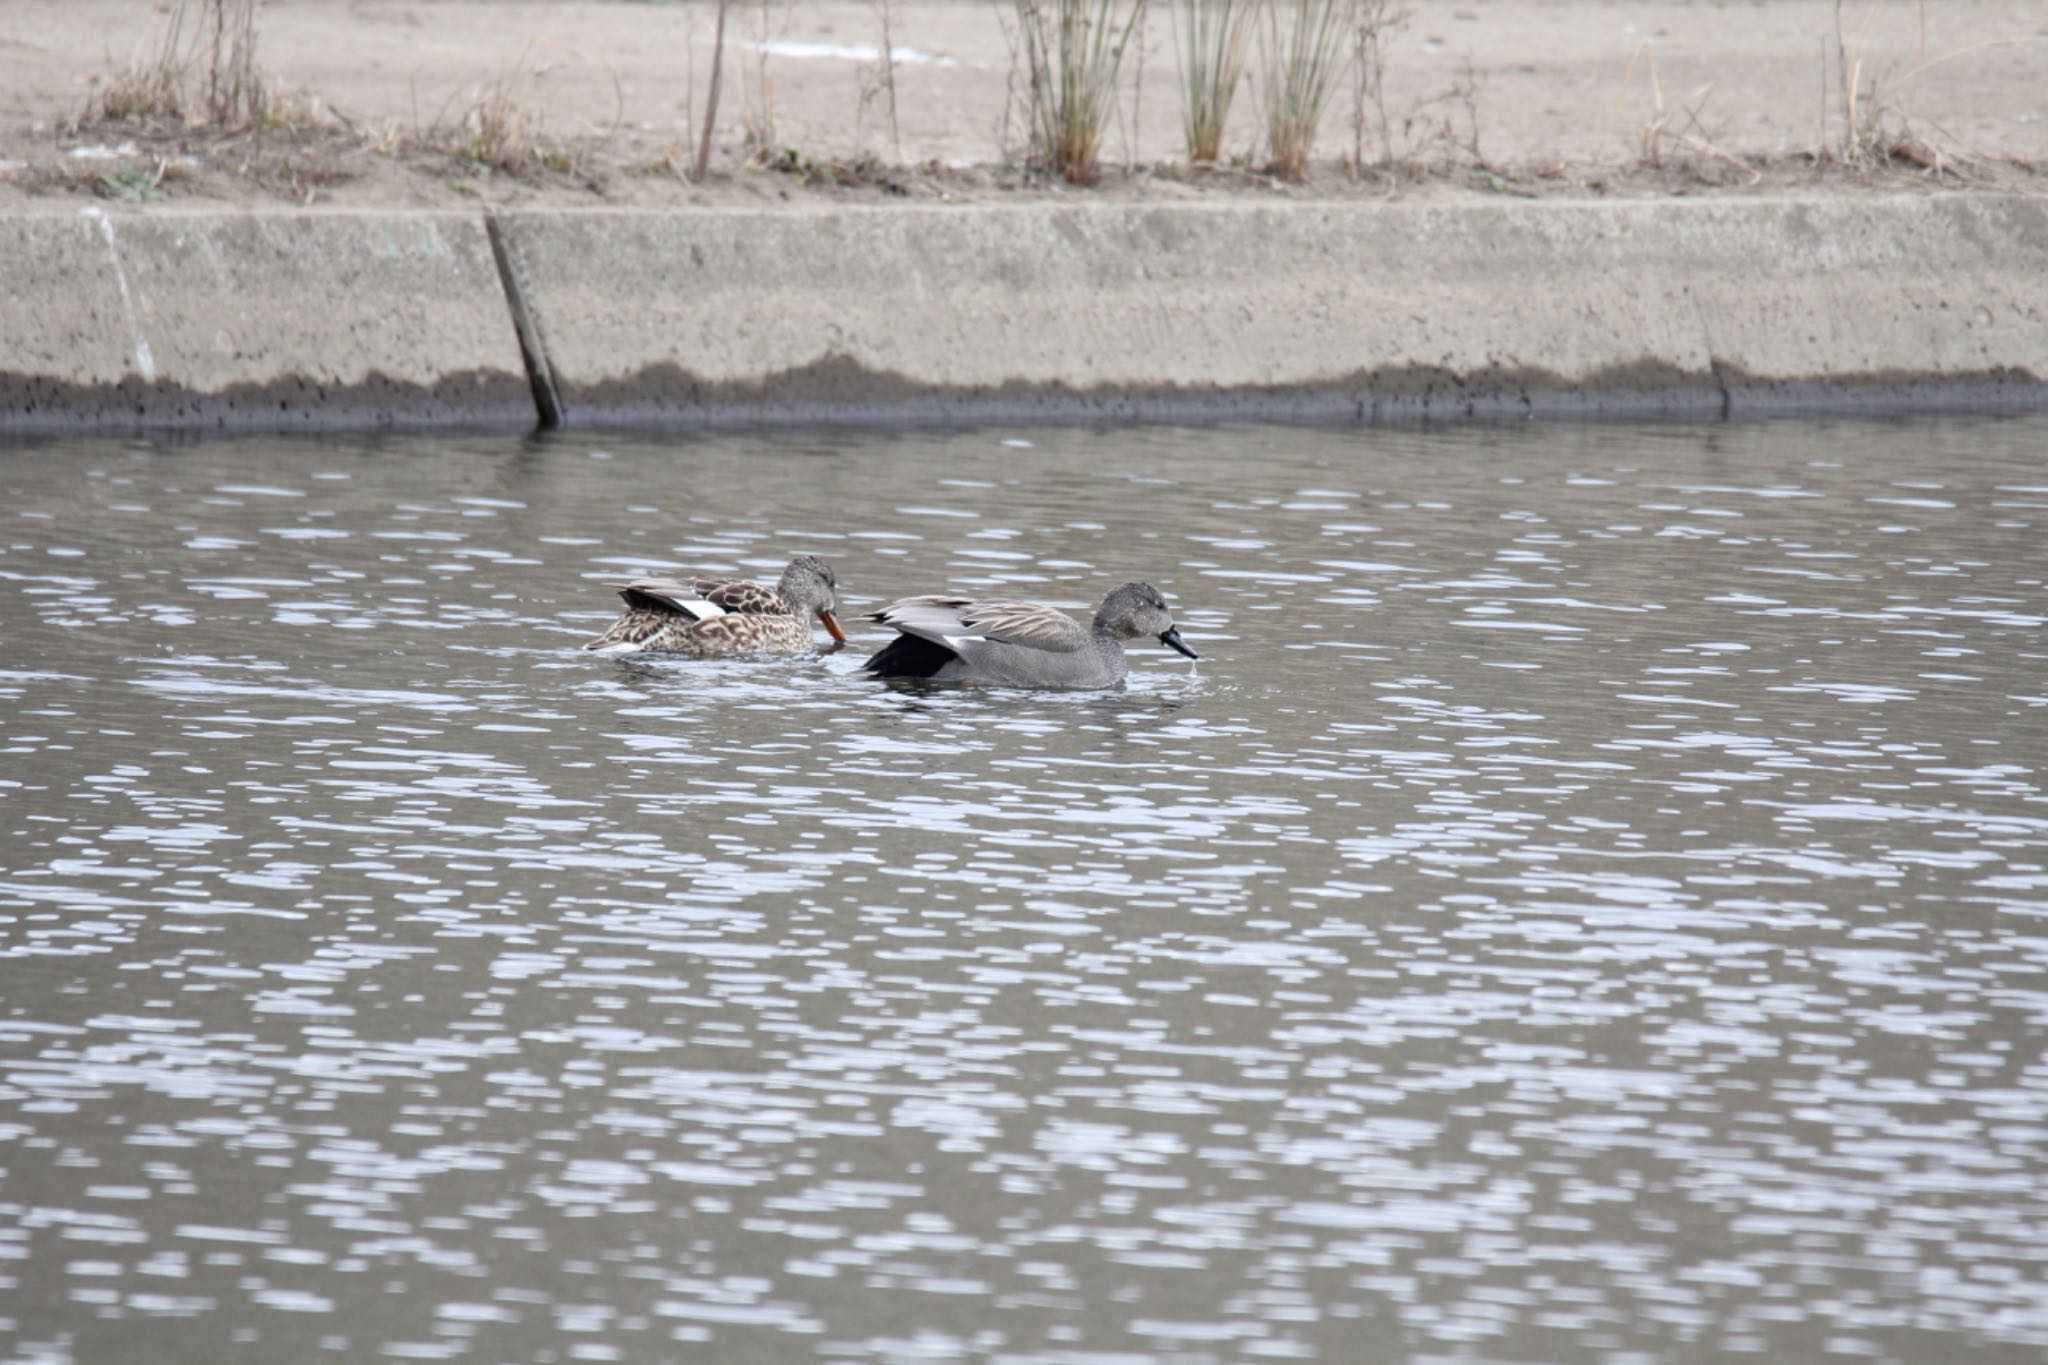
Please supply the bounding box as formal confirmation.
[781,555,847,644]
[1097,581,1197,659]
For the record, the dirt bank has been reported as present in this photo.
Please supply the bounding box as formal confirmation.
[1,0,2042,211]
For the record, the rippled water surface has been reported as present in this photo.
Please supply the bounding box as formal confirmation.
[2,417,2046,1364]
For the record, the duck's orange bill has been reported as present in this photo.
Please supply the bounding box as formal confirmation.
[820,610,848,644]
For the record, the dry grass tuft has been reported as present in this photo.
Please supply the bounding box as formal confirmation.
[90,63,187,126]
[1817,0,2014,180]
[255,89,330,137]
[89,0,269,131]
[452,71,572,176]
[1173,0,1257,165]
[1600,42,1758,185]
[439,40,627,179]
[1259,0,1351,180]
[1013,0,1148,185]
[87,0,192,127]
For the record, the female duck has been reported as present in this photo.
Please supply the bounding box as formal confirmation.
[585,554,847,656]
[862,580,1196,689]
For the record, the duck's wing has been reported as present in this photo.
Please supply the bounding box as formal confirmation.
[586,577,726,653]
[615,577,729,622]
[874,597,1088,653]
[958,600,1091,652]
[695,578,787,615]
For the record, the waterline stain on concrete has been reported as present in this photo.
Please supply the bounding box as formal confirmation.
[552,356,2046,430]
[0,369,535,433]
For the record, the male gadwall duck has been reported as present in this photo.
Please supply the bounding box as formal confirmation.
[861,580,1197,689]
[584,554,847,656]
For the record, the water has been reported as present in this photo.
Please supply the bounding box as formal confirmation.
[2,417,2045,1364]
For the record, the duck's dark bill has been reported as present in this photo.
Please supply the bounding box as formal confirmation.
[1160,627,1199,660]
[820,610,849,644]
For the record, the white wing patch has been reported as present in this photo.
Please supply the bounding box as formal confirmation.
[943,634,986,650]
[677,599,726,621]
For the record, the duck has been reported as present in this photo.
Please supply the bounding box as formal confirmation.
[584,554,847,656]
[861,580,1197,689]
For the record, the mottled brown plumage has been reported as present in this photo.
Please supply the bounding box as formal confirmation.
[584,555,846,657]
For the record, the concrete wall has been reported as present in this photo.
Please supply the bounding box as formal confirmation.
[5,195,2045,431]
[0,208,533,430]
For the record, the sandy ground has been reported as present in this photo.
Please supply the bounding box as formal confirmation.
[0,0,2043,208]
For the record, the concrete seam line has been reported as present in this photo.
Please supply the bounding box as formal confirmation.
[484,211,564,431]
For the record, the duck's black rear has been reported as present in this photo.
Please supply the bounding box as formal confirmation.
[861,635,957,679]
